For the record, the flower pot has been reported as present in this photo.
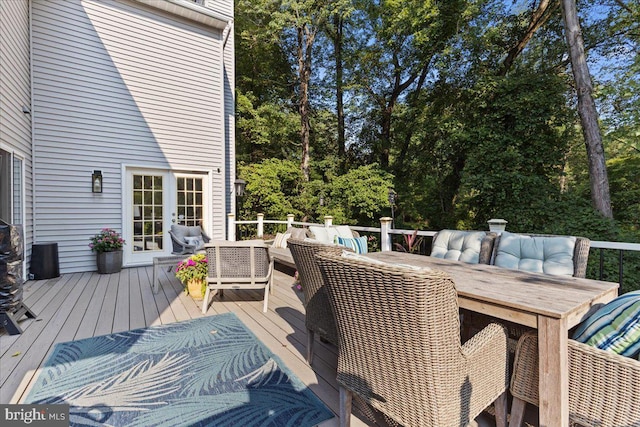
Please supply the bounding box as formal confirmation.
[96,250,123,274]
[186,278,206,300]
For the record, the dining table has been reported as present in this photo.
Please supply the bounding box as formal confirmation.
[365,251,619,427]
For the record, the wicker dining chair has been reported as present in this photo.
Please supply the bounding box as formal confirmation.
[315,252,510,427]
[202,240,273,314]
[287,238,351,364]
[509,331,640,427]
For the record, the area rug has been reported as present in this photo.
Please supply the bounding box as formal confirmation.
[24,313,333,427]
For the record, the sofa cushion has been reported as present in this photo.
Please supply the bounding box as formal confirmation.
[336,236,368,254]
[335,225,355,239]
[493,232,576,276]
[286,227,308,240]
[430,230,487,264]
[572,290,640,358]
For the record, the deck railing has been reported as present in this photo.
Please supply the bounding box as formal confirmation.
[228,213,640,291]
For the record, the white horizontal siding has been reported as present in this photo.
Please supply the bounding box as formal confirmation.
[32,0,227,273]
[0,0,34,262]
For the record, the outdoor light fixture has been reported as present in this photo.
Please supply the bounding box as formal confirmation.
[388,188,397,228]
[234,178,246,197]
[92,170,103,193]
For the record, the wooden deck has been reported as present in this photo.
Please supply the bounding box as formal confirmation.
[0,264,503,426]
[0,265,365,425]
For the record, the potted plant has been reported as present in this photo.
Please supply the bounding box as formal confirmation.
[175,253,208,300]
[89,228,125,274]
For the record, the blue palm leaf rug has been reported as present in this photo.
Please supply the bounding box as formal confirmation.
[24,313,333,427]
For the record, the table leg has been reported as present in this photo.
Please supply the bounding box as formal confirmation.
[537,316,569,427]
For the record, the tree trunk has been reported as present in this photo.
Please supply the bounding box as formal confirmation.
[561,0,613,218]
[499,0,559,76]
[334,14,345,161]
[298,25,313,181]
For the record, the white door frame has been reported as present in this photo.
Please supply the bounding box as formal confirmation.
[122,166,212,266]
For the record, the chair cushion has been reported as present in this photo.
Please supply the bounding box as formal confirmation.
[335,225,355,239]
[286,227,308,240]
[493,232,576,276]
[308,226,331,244]
[336,236,368,254]
[430,230,487,264]
[572,290,640,358]
[184,235,205,250]
[171,224,203,242]
[273,232,291,249]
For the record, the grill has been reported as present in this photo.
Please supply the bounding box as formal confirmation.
[0,220,36,334]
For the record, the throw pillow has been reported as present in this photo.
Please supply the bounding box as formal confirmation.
[572,290,640,358]
[273,232,291,249]
[184,235,205,250]
[336,236,368,254]
[287,227,308,240]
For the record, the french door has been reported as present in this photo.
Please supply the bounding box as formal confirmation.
[124,168,209,266]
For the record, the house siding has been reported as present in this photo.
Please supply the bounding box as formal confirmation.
[0,0,34,261]
[31,0,228,273]
[203,0,234,234]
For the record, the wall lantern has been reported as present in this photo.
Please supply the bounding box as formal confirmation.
[234,178,246,197]
[92,170,103,193]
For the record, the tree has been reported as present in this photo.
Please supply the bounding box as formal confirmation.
[561,0,613,218]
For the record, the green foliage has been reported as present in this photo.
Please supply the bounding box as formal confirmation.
[237,159,305,221]
[455,72,576,230]
[236,91,300,163]
[237,160,393,227]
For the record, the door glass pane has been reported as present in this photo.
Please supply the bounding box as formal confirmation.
[0,150,10,222]
[13,157,22,223]
[132,174,163,252]
[176,176,205,228]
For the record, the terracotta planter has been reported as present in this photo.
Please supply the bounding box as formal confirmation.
[187,278,206,300]
[96,250,123,274]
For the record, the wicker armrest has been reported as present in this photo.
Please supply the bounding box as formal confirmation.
[510,331,640,427]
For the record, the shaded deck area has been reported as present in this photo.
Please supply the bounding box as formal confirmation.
[0,264,509,426]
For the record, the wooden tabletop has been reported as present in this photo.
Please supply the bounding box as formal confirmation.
[366,252,619,328]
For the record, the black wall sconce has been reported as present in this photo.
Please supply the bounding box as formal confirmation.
[234,178,246,197]
[92,170,103,193]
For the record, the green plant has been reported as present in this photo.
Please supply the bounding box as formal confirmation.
[175,253,208,296]
[393,230,423,254]
[89,228,125,253]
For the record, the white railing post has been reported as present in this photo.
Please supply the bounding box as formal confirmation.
[257,213,264,238]
[287,214,295,228]
[488,218,508,234]
[324,215,333,227]
[380,217,393,252]
[227,213,236,241]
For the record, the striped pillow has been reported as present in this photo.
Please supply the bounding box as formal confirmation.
[572,290,640,358]
[336,236,368,254]
[272,232,291,249]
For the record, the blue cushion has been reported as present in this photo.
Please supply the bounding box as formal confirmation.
[494,232,576,276]
[572,290,640,358]
[430,230,487,263]
[336,236,368,254]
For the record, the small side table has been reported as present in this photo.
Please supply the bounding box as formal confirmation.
[152,255,187,293]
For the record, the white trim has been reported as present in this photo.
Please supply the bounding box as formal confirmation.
[132,0,231,29]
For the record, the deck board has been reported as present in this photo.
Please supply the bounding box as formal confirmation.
[0,266,375,425]
[0,265,503,426]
